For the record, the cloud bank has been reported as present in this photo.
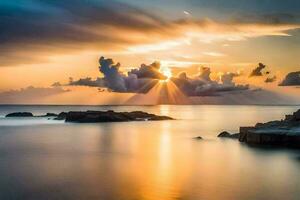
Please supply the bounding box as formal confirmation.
[0,86,70,103]
[1,0,300,66]
[67,56,249,96]
[172,69,249,96]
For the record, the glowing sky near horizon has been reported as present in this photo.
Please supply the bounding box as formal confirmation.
[0,0,299,104]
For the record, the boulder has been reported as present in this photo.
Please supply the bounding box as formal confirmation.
[54,112,67,120]
[5,112,33,117]
[218,131,231,138]
[218,131,239,139]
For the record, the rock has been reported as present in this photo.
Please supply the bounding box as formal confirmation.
[230,133,240,139]
[194,136,203,140]
[218,131,231,138]
[218,131,239,139]
[54,112,67,120]
[63,110,173,123]
[37,113,58,117]
[5,112,33,117]
[292,110,300,121]
[238,109,300,148]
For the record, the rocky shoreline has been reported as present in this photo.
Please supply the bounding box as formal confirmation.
[5,110,174,123]
[219,109,300,148]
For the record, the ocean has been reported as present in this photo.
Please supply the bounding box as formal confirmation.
[0,105,299,200]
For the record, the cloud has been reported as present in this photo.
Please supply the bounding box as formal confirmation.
[98,56,161,93]
[279,71,300,86]
[249,63,266,77]
[66,56,249,96]
[0,86,70,103]
[265,76,277,83]
[51,82,62,87]
[172,67,249,96]
[66,57,160,93]
[129,62,166,80]
[68,77,105,87]
[1,0,300,66]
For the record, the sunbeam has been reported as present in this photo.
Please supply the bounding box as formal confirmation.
[125,79,190,105]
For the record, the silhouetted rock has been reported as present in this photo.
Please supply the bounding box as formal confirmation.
[6,112,33,117]
[218,131,231,137]
[37,113,58,117]
[194,136,203,140]
[63,110,173,123]
[54,112,67,120]
[238,109,300,148]
[218,131,239,139]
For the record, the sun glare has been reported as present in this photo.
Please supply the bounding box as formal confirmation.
[160,66,172,81]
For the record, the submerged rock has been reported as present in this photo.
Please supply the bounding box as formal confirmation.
[5,112,33,117]
[63,110,173,123]
[194,136,203,140]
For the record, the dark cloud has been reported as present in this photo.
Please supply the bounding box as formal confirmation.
[67,56,249,96]
[98,57,162,93]
[1,0,300,67]
[279,71,300,86]
[51,82,62,87]
[129,62,167,80]
[265,76,277,83]
[172,68,249,96]
[0,0,167,66]
[68,77,105,88]
[66,57,161,93]
[249,63,266,77]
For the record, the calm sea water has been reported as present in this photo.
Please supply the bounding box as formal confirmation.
[0,105,299,200]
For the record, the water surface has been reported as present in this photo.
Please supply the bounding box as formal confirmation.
[0,105,299,200]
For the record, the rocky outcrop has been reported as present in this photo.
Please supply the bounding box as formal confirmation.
[238,109,300,148]
[5,112,33,117]
[5,112,59,118]
[5,110,173,123]
[217,131,239,139]
[63,110,173,123]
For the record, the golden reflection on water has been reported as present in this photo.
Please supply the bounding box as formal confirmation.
[0,105,300,199]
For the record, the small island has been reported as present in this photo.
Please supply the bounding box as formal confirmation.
[219,109,300,148]
[5,110,173,123]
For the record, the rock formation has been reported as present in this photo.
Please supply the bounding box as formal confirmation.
[5,112,33,117]
[60,110,173,123]
[238,109,300,148]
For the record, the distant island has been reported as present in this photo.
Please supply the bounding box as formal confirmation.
[218,109,300,148]
[5,110,173,123]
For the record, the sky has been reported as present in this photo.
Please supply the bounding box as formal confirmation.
[0,0,300,105]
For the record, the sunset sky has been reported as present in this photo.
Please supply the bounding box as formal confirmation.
[0,0,300,104]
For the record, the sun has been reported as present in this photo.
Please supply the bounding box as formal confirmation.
[160,66,172,81]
